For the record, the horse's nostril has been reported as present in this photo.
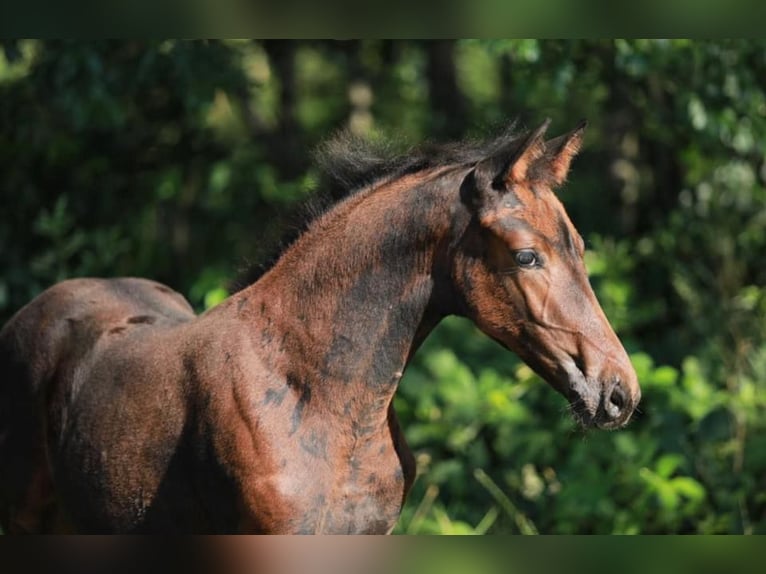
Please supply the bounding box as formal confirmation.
[610,386,625,410]
[605,382,627,420]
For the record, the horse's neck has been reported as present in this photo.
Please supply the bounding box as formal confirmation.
[246,168,466,406]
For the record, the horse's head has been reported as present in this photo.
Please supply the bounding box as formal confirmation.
[453,120,640,429]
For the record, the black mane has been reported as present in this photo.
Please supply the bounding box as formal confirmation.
[315,122,522,195]
[232,122,524,291]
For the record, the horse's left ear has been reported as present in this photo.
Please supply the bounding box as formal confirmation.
[504,118,551,185]
[543,120,587,185]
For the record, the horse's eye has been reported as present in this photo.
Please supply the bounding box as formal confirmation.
[514,250,539,268]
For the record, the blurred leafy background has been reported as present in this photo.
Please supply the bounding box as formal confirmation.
[0,40,764,534]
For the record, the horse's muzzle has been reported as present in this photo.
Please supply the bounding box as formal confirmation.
[593,377,639,429]
[567,370,640,430]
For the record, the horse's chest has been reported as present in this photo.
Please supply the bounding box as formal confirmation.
[263,432,414,534]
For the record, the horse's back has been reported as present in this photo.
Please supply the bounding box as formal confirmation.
[0,277,195,533]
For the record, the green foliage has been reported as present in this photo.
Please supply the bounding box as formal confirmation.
[2,40,765,533]
[395,315,764,533]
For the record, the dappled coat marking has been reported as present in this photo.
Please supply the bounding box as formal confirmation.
[0,121,640,533]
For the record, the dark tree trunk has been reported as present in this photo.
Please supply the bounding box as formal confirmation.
[261,40,308,177]
[424,40,467,139]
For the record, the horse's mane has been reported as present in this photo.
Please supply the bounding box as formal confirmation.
[232,122,524,291]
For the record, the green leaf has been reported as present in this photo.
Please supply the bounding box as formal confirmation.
[670,477,706,503]
[204,287,228,309]
[655,454,683,479]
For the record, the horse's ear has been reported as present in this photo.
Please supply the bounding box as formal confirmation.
[472,119,551,206]
[544,120,587,185]
[504,118,551,185]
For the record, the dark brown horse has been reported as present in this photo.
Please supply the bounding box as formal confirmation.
[0,120,640,534]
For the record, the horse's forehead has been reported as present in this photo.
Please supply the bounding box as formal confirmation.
[513,184,571,239]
